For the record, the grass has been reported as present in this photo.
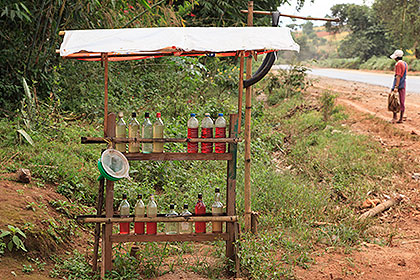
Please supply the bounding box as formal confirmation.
[0,61,405,279]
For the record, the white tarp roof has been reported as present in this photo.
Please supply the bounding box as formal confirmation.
[60,27,299,58]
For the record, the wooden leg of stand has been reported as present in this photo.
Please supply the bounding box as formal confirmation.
[101,180,114,278]
[226,114,238,261]
[234,222,240,277]
[101,113,116,277]
[92,178,105,272]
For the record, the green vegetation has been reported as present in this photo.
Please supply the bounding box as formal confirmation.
[0,225,27,253]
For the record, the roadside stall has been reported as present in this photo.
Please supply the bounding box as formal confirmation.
[59,7,299,277]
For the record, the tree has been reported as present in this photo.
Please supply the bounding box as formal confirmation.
[0,0,171,113]
[181,0,312,27]
[325,4,393,60]
[373,0,420,58]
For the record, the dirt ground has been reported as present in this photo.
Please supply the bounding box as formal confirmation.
[294,76,420,280]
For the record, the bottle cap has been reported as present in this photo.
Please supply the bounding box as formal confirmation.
[183,203,189,209]
[156,112,161,118]
[215,187,220,193]
[218,113,223,117]
[118,111,124,118]
[205,113,210,117]
[170,203,175,209]
[132,112,137,118]
[137,194,142,199]
[198,193,203,199]
[145,112,150,118]
[190,113,196,117]
[122,194,127,199]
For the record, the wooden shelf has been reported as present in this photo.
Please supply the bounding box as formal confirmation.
[110,232,229,242]
[81,137,241,144]
[124,152,232,161]
[77,215,237,223]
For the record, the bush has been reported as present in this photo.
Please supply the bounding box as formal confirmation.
[360,56,394,70]
[312,58,362,69]
[409,59,420,71]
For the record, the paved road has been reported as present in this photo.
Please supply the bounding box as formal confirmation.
[273,65,420,94]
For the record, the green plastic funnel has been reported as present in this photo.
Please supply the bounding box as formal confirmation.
[97,149,130,181]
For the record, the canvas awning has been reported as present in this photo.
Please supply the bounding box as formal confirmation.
[59,27,299,61]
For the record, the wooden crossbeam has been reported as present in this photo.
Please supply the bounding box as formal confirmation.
[240,9,339,22]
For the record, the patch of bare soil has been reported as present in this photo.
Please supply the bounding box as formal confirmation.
[0,174,91,279]
[295,77,420,279]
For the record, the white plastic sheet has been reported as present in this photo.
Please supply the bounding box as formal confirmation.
[60,27,299,57]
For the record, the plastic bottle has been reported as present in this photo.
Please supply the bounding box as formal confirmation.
[179,203,192,234]
[146,194,157,234]
[134,194,145,235]
[211,188,223,233]
[128,112,140,153]
[153,112,164,153]
[165,204,179,235]
[195,193,206,233]
[115,112,127,153]
[215,113,227,153]
[187,113,199,153]
[142,112,153,153]
[201,113,214,153]
[119,194,130,234]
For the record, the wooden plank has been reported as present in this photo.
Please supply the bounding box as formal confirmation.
[237,52,245,134]
[100,224,106,277]
[125,152,232,161]
[78,215,238,223]
[226,114,239,260]
[81,137,241,144]
[103,53,109,137]
[92,178,105,272]
[102,113,115,277]
[110,233,229,243]
[239,9,340,22]
[244,2,253,232]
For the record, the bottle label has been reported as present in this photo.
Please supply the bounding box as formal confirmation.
[134,222,145,234]
[195,202,206,233]
[180,222,191,232]
[188,128,199,153]
[146,222,157,234]
[215,127,226,138]
[188,127,198,138]
[215,127,226,153]
[201,128,213,153]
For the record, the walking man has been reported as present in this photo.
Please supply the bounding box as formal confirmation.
[390,49,408,123]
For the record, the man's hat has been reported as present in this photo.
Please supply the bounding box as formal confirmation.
[390,50,404,59]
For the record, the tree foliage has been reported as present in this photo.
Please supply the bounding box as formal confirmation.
[373,0,420,58]
[182,0,311,27]
[325,4,393,61]
[0,0,313,115]
[0,0,178,114]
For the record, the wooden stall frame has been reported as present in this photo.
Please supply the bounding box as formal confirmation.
[83,110,240,277]
[61,2,311,277]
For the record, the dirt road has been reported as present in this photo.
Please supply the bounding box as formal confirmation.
[295,76,420,280]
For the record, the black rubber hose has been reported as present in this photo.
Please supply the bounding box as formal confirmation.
[243,12,281,88]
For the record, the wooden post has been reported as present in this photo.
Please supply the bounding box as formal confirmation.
[103,53,109,137]
[101,113,116,277]
[237,52,245,134]
[92,178,105,271]
[226,114,239,262]
[244,1,253,232]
